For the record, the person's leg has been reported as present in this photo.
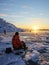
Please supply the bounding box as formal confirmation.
[22,42,28,50]
[16,42,28,50]
[18,45,23,49]
[22,42,26,48]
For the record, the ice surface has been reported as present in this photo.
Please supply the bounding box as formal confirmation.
[0,32,49,65]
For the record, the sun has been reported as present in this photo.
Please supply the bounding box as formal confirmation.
[33,26,38,31]
[32,26,39,33]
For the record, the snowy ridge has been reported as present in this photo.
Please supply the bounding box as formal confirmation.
[0,18,24,32]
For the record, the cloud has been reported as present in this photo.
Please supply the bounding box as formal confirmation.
[21,5,28,8]
[40,13,44,15]
[0,14,24,18]
[21,5,32,9]
[3,8,9,11]
[10,15,24,18]
[20,12,28,14]
[25,17,42,26]
[0,14,8,17]
[0,3,7,5]
[32,18,41,25]
[0,2,13,6]
[2,8,12,11]
[31,15,34,17]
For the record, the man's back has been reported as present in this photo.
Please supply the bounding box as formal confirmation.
[12,35,22,50]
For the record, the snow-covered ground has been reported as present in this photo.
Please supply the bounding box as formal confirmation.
[0,32,49,65]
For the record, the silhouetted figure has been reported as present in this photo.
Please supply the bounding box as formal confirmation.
[4,29,6,34]
[12,32,27,50]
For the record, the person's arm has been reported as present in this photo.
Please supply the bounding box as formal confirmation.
[14,43,19,48]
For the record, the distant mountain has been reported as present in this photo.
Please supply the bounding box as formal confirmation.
[0,18,24,33]
[39,29,49,31]
[26,28,49,32]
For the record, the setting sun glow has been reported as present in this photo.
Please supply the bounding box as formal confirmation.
[32,26,39,33]
[33,26,39,30]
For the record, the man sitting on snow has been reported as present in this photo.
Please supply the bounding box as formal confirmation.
[12,32,27,50]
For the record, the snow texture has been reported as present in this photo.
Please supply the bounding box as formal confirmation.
[0,18,24,32]
[0,32,49,65]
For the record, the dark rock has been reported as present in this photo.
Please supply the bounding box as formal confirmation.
[5,47,12,54]
[26,60,40,65]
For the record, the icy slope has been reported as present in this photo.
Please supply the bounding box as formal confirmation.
[0,18,24,32]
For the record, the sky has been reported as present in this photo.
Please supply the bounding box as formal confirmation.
[0,0,49,29]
